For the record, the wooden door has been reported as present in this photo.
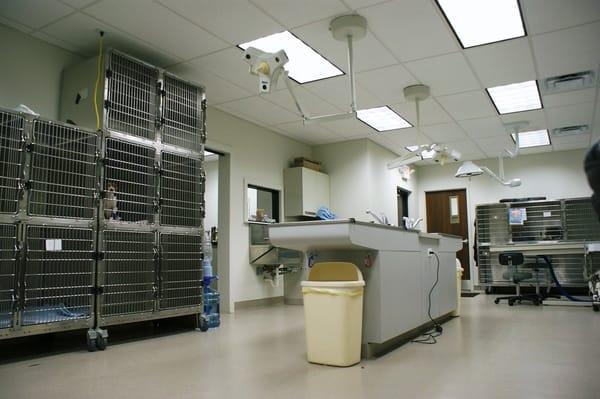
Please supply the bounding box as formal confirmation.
[426,189,470,280]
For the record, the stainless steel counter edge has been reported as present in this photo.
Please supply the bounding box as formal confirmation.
[270,219,461,240]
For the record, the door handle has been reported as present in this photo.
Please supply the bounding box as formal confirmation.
[462,239,468,244]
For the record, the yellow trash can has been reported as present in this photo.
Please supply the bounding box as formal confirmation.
[301,262,365,367]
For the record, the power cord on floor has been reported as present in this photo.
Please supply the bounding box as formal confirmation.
[412,251,443,345]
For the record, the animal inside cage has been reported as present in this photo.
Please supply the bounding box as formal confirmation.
[0,224,17,329]
[22,225,94,326]
[0,110,25,214]
[99,230,156,317]
[105,51,159,139]
[162,74,204,151]
[159,233,202,310]
[28,120,98,219]
[160,152,204,227]
[103,138,156,223]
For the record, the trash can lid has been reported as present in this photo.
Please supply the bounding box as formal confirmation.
[307,262,364,282]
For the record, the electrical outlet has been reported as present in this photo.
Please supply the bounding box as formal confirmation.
[427,248,434,257]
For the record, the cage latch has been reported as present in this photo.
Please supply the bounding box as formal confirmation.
[92,251,104,261]
[105,69,112,79]
[18,179,31,193]
[153,199,162,213]
[91,286,104,295]
[104,100,111,109]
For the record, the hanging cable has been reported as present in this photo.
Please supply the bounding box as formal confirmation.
[412,252,444,344]
[93,31,105,131]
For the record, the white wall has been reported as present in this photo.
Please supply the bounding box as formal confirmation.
[312,139,418,225]
[417,149,592,288]
[203,159,219,230]
[0,25,81,119]
[204,107,312,311]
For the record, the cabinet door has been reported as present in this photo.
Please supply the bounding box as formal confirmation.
[301,169,329,216]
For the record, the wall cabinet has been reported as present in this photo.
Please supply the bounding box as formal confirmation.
[283,167,329,217]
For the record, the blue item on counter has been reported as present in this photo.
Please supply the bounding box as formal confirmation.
[316,206,336,220]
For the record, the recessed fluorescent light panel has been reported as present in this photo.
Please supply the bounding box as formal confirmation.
[436,0,525,48]
[486,80,542,114]
[239,31,343,84]
[511,129,550,148]
[357,106,412,132]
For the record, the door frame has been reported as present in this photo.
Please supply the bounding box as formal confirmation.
[424,187,474,291]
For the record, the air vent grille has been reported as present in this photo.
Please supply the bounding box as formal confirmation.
[551,125,589,137]
[542,71,595,94]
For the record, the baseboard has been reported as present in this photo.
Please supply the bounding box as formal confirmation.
[235,296,284,310]
[284,298,303,305]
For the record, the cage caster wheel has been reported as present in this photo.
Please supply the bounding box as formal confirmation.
[593,304,599,312]
[197,315,209,332]
[96,334,107,351]
[87,338,97,352]
[508,300,515,306]
[494,298,500,304]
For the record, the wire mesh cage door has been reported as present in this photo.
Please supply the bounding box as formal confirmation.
[0,110,25,214]
[98,230,156,319]
[105,51,159,139]
[161,74,205,151]
[160,152,204,227]
[564,198,600,241]
[0,224,18,329]
[159,233,203,310]
[21,225,94,326]
[28,120,98,219]
[103,138,156,224]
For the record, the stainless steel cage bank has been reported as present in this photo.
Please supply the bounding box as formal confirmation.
[476,198,600,291]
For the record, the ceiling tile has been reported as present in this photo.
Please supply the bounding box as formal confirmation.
[359,0,458,62]
[500,109,547,131]
[368,134,393,150]
[251,0,348,29]
[465,38,536,87]
[422,122,467,142]
[458,116,506,139]
[156,0,283,45]
[343,0,389,9]
[356,65,419,104]
[166,62,253,105]
[261,86,341,117]
[304,75,382,109]
[0,0,73,29]
[217,96,299,126]
[275,121,344,145]
[437,91,496,120]
[518,145,553,155]
[522,0,600,35]
[382,129,431,149]
[405,53,480,97]
[59,0,97,8]
[531,21,600,78]
[31,32,81,53]
[192,47,260,93]
[551,133,591,149]
[542,88,597,109]
[321,116,375,138]
[292,18,397,74]
[0,14,34,33]
[476,135,513,157]
[41,13,180,66]
[85,0,229,60]
[444,139,486,161]
[545,102,595,129]
[390,99,453,127]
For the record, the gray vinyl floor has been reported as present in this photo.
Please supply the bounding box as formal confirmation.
[1,295,599,399]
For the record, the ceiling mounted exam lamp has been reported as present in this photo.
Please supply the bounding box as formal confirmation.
[386,84,461,169]
[243,14,367,124]
[455,122,528,188]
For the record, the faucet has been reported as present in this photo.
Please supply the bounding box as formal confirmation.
[366,209,389,225]
[403,217,423,230]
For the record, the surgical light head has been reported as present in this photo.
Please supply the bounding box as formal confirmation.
[455,161,483,178]
[243,47,288,93]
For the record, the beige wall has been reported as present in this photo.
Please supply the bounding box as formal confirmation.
[0,25,81,119]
